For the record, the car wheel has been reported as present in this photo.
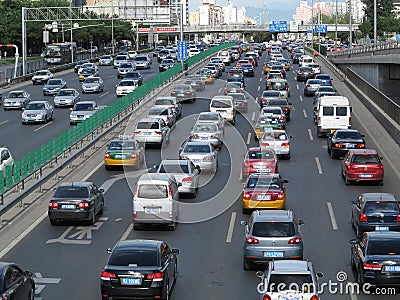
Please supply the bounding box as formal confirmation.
[330,149,337,159]
[89,211,96,225]
[345,175,351,185]
[168,222,176,231]
[50,219,57,226]
[243,257,251,270]
[99,201,104,215]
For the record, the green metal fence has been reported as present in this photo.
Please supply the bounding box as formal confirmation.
[2,42,235,195]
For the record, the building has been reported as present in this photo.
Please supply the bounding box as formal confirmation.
[191,0,246,26]
[345,0,365,23]
[395,2,400,19]
[294,1,312,25]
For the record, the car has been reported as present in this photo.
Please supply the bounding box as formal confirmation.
[314,85,336,98]
[254,115,285,140]
[31,69,53,84]
[113,54,130,68]
[77,63,97,74]
[74,60,90,73]
[315,73,333,86]
[99,54,113,66]
[209,57,226,71]
[304,79,323,96]
[341,149,384,185]
[265,98,292,121]
[242,210,304,270]
[242,147,278,177]
[296,66,315,82]
[48,182,104,225]
[350,231,400,286]
[327,129,365,159]
[228,92,248,113]
[260,129,291,159]
[265,71,285,87]
[203,65,220,78]
[89,45,98,53]
[257,260,323,299]
[3,90,31,110]
[147,106,176,128]
[69,101,99,125]
[53,88,80,107]
[309,63,321,74]
[0,262,35,299]
[133,118,170,148]
[179,140,218,173]
[157,49,172,62]
[227,68,245,85]
[134,55,151,69]
[198,68,215,84]
[292,52,303,64]
[168,49,178,60]
[196,112,225,131]
[104,136,144,170]
[159,59,175,72]
[0,147,14,174]
[78,68,99,82]
[189,122,223,149]
[188,48,201,57]
[170,84,196,103]
[117,62,136,78]
[239,63,255,77]
[153,45,165,56]
[153,96,182,118]
[116,79,138,97]
[100,239,179,300]
[124,71,143,86]
[261,106,286,127]
[43,78,67,96]
[224,82,245,95]
[81,76,104,93]
[259,90,282,107]
[21,100,53,124]
[269,65,286,78]
[154,159,201,197]
[242,173,288,213]
[184,74,205,91]
[127,50,138,59]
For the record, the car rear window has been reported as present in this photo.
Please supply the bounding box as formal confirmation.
[248,151,274,159]
[137,122,160,130]
[268,274,314,292]
[159,164,189,174]
[74,103,94,111]
[336,131,362,139]
[323,107,334,116]
[351,155,380,164]
[270,82,286,90]
[211,100,232,108]
[109,250,158,267]
[108,141,136,150]
[363,201,399,214]
[336,107,348,116]
[252,222,295,237]
[54,186,89,198]
[193,123,218,132]
[183,145,211,153]
[155,99,173,106]
[247,177,280,188]
[367,240,400,255]
[137,184,168,199]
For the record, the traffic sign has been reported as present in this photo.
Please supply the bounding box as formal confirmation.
[177,41,187,61]
[269,21,287,33]
[314,24,328,33]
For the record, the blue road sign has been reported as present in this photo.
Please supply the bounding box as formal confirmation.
[269,20,287,33]
[177,41,187,61]
[314,24,328,33]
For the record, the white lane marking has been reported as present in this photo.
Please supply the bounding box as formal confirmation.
[34,122,52,132]
[121,223,133,239]
[257,86,260,92]
[327,202,339,230]
[300,95,303,102]
[307,129,314,141]
[259,77,262,82]
[0,120,9,126]
[296,84,299,90]
[350,293,358,300]
[99,91,110,98]
[246,133,251,144]
[303,109,307,118]
[34,273,61,284]
[226,212,237,243]
[315,157,323,174]
[218,87,222,93]
[255,96,258,103]
[252,111,256,121]
[292,70,295,74]
[107,74,114,78]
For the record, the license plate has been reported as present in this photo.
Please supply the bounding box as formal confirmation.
[120,278,141,285]
[200,137,208,140]
[144,132,152,135]
[217,110,226,113]
[360,174,372,178]
[28,118,35,121]
[384,266,400,272]
[257,169,271,173]
[375,226,389,231]
[275,150,281,154]
[61,204,75,209]
[115,154,124,159]
[264,251,284,257]
[257,194,271,200]
[192,159,201,163]
[145,207,161,214]
[178,93,184,97]
[346,144,356,148]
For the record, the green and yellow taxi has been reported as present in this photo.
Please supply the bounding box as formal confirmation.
[104,136,144,170]
[254,115,285,140]
[198,68,215,84]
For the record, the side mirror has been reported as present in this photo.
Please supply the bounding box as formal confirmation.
[99,189,105,193]
[153,164,159,169]
[172,248,180,255]
[177,182,182,187]
[283,179,289,184]
[240,220,247,226]
[107,247,112,254]
[317,272,324,278]
[196,165,201,174]
[298,220,305,225]
[256,271,264,278]
[380,156,384,160]
[349,239,357,245]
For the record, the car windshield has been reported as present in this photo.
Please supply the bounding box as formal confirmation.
[211,100,231,108]
[100,55,111,59]
[148,108,168,116]
[8,92,25,98]
[317,75,330,80]
[73,103,94,111]
[300,67,312,72]
[119,63,133,68]
[36,71,48,76]
[268,274,314,293]
[119,81,136,87]
[248,151,274,159]
[229,94,246,101]
[155,99,174,106]
[54,186,89,198]
[263,132,288,141]
[108,250,158,267]
[198,114,219,121]
[84,78,99,83]
[115,56,127,61]
[246,177,280,188]
[174,85,190,91]
[268,100,287,106]
[335,131,362,139]
[137,184,168,199]
[367,240,400,255]
[252,222,295,237]
[26,103,45,110]
[126,72,140,78]
[351,155,380,164]
[183,144,211,153]
[363,201,399,214]
[318,87,335,92]
[137,122,159,130]
[263,108,282,115]
[47,80,62,85]
[192,123,218,132]
[162,59,174,64]
[108,141,136,150]
[308,80,323,85]
[159,164,189,174]
[135,56,147,61]
[270,82,286,90]
[57,90,74,96]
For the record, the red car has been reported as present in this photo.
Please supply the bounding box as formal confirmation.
[242,147,278,177]
[341,149,384,185]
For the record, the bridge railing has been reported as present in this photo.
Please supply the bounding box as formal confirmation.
[327,40,400,58]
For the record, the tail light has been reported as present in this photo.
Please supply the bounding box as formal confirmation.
[283,107,289,111]
[155,131,163,135]
[328,80,332,85]
[168,186,173,197]
[285,84,289,90]
[334,143,343,148]
[298,72,303,75]
[203,156,213,161]
[277,192,284,200]
[171,91,176,95]
[279,116,284,120]
[185,91,192,95]
[396,215,400,222]
[182,177,193,183]
[261,142,269,147]
[78,202,90,209]
[363,263,382,270]
[243,192,251,200]
[105,152,110,158]
[317,117,321,124]
[191,134,199,139]
[134,130,140,134]
[261,98,267,104]
[130,153,137,158]
[246,237,259,244]
[147,272,164,280]
[310,296,319,300]
[240,89,243,93]
[281,142,290,147]
[101,271,117,280]
[359,214,368,222]
[356,143,365,148]
[269,84,273,89]
[255,127,260,131]
[224,89,228,94]
[288,237,302,244]
[49,201,58,208]
[179,156,188,160]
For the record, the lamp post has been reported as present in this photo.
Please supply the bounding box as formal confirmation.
[111,0,115,55]
[373,0,377,44]
[349,0,353,49]
[69,2,74,63]
[311,0,314,49]
[335,0,338,51]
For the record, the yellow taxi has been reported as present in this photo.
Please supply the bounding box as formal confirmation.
[104,136,144,170]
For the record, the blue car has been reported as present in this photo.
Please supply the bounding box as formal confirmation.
[315,73,333,86]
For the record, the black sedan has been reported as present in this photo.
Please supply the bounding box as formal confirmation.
[296,66,315,82]
[0,262,35,299]
[239,63,255,77]
[48,182,104,225]
[351,231,400,286]
[101,239,179,300]
[265,98,292,121]
[125,71,143,86]
[159,59,175,72]
[327,129,365,159]
[351,193,400,238]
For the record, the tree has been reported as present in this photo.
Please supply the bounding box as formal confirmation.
[360,0,398,38]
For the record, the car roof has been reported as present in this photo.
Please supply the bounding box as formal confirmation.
[138,173,174,182]
[115,239,163,250]
[161,159,190,165]
[349,149,378,155]
[248,173,280,179]
[252,210,294,222]
[138,117,163,123]
[366,231,400,240]
[361,193,396,202]
[29,100,48,104]
[271,260,310,274]
[76,101,97,105]
[58,182,92,188]
[184,141,212,146]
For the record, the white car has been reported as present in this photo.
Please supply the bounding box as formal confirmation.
[0,147,14,175]
[99,55,113,66]
[31,70,53,85]
[116,79,138,97]
[188,48,200,57]
[259,129,291,159]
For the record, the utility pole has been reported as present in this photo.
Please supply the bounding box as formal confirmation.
[335,0,338,51]
[349,0,352,49]
[373,0,377,44]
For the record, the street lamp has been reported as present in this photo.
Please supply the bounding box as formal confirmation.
[374,0,377,44]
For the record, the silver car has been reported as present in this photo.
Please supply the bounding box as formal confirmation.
[260,129,292,159]
[113,55,130,68]
[81,77,104,93]
[228,92,248,113]
[190,122,223,149]
[43,78,67,96]
[99,55,113,66]
[153,97,182,118]
[134,55,151,69]
[69,101,99,125]
[155,159,201,197]
[133,118,170,148]
[147,106,176,128]
[117,62,136,78]
[3,90,31,110]
[53,88,80,107]
[22,101,54,124]
[179,141,218,173]
[196,112,225,131]
[31,69,53,85]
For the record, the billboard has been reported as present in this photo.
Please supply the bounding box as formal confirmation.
[269,21,287,33]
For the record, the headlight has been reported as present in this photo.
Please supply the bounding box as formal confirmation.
[38,113,45,118]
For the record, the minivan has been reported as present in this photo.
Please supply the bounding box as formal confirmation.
[315,96,351,137]
[132,173,180,230]
[209,95,236,125]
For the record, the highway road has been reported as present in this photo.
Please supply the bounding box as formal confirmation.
[1,48,400,300]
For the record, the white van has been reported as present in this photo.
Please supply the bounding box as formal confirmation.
[210,95,236,125]
[300,55,314,67]
[132,173,180,230]
[315,96,352,137]
[216,51,231,65]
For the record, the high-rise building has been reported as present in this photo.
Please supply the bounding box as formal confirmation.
[345,0,365,23]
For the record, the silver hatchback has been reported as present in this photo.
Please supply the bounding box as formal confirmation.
[190,122,223,149]
[241,210,304,270]
[179,141,218,173]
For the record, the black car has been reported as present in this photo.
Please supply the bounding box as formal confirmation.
[125,71,143,86]
[265,98,292,121]
[351,231,400,286]
[296,67,315,82]
[74,60,90,73]
[239,63,255,77]
[0,263,35,299]
[351,193,400,238]
[326,129,365,159]
[227,69,245,85]
[101,239,179,300]
[48,182,105,225]
[159,59,175,72]
[292,52,303,64]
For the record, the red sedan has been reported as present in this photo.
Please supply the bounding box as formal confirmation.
[242,147,278,177]
[341,149,384,185]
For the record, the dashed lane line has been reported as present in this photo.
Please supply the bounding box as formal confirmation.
[226,212,237,243]
[327,202,339,230]
[307,128,314,141]
[315,157,323,174]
